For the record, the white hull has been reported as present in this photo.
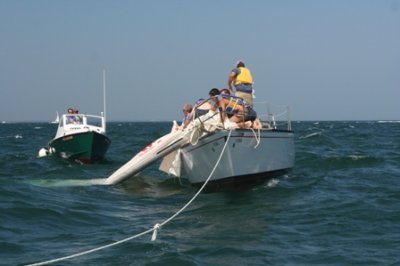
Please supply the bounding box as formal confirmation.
[179,129,294,189]
[104,102,295,191]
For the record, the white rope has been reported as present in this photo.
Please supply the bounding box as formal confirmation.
[25,228,153,266]
[26,130,233,266]
[151,223,161,241]
[158,129,232,228]
[250,127,261,148]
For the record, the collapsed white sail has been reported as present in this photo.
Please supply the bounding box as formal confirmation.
[104,111,225,185]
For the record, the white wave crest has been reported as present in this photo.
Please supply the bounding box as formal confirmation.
[299,132,321,139]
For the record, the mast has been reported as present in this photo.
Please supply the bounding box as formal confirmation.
[103,69,107,131]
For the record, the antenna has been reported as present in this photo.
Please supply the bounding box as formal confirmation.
[103,69,107,131]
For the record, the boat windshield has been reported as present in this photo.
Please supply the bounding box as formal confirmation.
[62,114,104,128]
[86,115,103,127]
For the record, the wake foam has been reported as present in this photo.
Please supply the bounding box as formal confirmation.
[26,178,107,187]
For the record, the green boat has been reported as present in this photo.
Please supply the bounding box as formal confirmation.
[46,112,111,163]
[39,70,111,163]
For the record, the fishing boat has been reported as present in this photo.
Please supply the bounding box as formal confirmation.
[43,111,110,163]
[105,100,294,192]
[39,71,111,163]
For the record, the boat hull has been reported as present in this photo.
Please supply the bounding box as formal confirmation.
[180,129,295,192]
[191,169,291,192]
[48,131,110,163]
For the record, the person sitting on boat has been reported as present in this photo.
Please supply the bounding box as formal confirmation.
[193,98,213,119]
[174,99,214,132]
[66,108,76,124]
[219,88,235,118]
[73,109,83,124]
[228,60,254,107]
[66,108,82,124]
[178,103,193,130]
[209,88,258,129]
[221,88,262,129]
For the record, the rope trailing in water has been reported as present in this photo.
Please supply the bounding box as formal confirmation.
[26,130,233,266]
[154,129,232,231]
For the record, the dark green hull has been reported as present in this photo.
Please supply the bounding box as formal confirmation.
[49,132,111,163]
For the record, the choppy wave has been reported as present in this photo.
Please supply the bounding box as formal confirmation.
[299,131,322,139]
[377,120,400,123]
[1,121,399,266]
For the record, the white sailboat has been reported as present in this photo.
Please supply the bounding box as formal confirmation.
[105,100,295,192]
[51,111,60,124]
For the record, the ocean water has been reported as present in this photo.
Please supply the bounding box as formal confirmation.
[1,121,399,266]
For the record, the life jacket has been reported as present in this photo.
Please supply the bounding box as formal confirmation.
[222,95,245,114]
[234,67,253,85]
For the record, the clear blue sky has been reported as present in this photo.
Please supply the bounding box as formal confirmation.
[1,0,399,122]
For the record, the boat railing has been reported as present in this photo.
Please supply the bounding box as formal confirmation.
[254,101,292,131]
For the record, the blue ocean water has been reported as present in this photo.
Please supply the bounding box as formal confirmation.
[1,121,399,265]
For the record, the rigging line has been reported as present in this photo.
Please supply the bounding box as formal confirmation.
[26,130,233,266]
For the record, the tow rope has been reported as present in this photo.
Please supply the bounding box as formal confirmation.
[26,130,233,266]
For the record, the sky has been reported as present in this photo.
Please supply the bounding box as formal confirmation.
[0,0,399,122]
